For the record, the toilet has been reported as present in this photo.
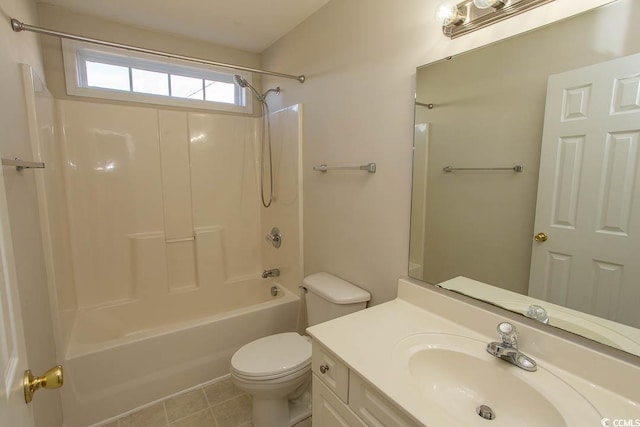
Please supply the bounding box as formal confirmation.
[230,272,371,427]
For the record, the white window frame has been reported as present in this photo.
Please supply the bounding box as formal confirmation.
[62,39,254,114]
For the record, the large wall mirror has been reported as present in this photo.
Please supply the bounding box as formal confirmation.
[410,0,640,357]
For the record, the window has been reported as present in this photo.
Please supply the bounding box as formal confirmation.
[62,39,253,113]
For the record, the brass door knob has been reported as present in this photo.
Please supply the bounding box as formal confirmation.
[534,232,548,242]
[24,365,63,403]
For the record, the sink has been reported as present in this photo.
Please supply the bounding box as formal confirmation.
[393,333,601,426]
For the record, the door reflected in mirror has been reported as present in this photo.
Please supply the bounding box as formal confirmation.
[410,0,640,357]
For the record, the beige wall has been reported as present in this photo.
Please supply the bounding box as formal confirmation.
[0,0,63,425]
[37,3,262,112]
[262,0,616,305]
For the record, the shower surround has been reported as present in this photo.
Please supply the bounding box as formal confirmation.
[62,102,264,311]
[28,72,302,426]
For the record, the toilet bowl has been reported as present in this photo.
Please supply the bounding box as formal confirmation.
[230,273,370,427]
[231,332,311,427]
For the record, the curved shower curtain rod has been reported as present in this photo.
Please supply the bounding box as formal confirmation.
[10,18,306,83]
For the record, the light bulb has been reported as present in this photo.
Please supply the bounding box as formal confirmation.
[473,0,505,9]
[435,1,463,26]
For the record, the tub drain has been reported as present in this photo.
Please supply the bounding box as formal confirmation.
[476,405,495,420]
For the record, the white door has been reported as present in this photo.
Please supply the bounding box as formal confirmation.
[529,53,640,328]
[0,167,34,425]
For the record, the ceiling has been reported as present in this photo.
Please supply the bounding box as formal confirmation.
[37,0,331,53]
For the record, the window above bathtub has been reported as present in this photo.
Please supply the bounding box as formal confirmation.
[62,39,253,114]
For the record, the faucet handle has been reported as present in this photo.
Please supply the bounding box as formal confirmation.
[497,322,518,346]
[526,305,549,324]
[265,227,282,248]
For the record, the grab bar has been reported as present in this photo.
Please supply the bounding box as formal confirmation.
[2,158,45,171]
[443,164,523,173]
[313,163,376,173]
[165,236,195,243]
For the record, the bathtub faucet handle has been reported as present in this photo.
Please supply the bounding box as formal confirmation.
[265,227,282,248]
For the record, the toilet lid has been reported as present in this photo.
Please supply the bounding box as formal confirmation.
[231,332,311,378]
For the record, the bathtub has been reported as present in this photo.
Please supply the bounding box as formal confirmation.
[60,280,299,427]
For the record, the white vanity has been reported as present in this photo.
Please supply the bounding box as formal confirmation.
[312,340,419,426]
[308,278,640,426]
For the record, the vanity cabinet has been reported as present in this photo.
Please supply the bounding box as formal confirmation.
[312,341,420,427]
[313,377,366,426]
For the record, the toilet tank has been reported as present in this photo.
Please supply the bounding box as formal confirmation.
[303,272,371,326]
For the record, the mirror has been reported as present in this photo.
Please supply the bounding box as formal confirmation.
[410,0,640,357]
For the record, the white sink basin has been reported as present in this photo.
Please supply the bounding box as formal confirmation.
[393,333,601,426]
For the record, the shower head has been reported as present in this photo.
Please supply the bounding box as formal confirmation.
[233,74,280,103]
[233,74,264,102]
[233,74,248,88]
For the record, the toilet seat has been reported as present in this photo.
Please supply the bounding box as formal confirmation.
[231,332,311,380]
[232,362,309,383]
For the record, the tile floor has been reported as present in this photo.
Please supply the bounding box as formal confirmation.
[97,377,311,427]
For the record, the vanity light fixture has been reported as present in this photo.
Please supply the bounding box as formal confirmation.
[435,1,465,26]
[437,0,555,38]
[473,0,505,9]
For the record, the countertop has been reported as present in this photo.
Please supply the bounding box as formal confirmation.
[307,278,640,426]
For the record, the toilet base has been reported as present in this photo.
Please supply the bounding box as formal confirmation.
[251,389,312,427]
[289,390,312,426]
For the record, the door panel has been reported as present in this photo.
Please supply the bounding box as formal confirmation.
[0,161,34,426]
[530,53,640,328]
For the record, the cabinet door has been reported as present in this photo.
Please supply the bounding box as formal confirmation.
[349,372,421,427]
[312,375,366,427]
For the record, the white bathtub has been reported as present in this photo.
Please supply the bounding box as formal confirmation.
[60,280,299,427]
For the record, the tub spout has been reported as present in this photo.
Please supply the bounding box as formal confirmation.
[262,268,280,278]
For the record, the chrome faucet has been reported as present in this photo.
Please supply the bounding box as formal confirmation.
[262,268,280,278]
[486,322,537,372]
[526,304,549,324]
